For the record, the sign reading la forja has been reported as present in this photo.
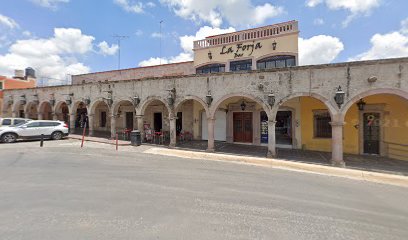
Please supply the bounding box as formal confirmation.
[220,41,262,58]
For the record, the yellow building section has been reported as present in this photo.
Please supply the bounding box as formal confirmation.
[194,33,298,67]
[299,94,408,161]
[299,97,332,152]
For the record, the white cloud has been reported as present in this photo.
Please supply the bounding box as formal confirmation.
[114,0,155,14]
[0,14,19,29]
[313,18,325,25]
[160,0,284,27]
[135,29,143,36]
[299,35,344,65]
[351,18,408,61]
[98,41,119,56]
[139,26,235,67]
[151,32,163,38]
[0,28,94,85]
[31,0,69,9]
[306,0,381,27]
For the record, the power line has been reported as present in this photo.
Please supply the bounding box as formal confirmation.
[112,35,129,70]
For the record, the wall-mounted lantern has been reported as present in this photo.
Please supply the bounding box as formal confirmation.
[268,92,275,106]
[20,94,26,105]
[208,50,212,60]
[167,88,176,106]
[272,41,277,50]
[356,99,366,111]
[334,86,345,108]
[49,94,55,106]
[84,97,91,106]
[206,93,213,106]
[132,96,140,107]
[240,100,247,111]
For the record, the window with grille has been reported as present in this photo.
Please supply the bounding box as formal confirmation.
[257,55,296,70]
[313,110,332,138]
[196,64,225,74]
[230,59,252,72]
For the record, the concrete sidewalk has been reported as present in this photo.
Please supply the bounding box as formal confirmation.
[143,147,408,188]
[69,134,131,146]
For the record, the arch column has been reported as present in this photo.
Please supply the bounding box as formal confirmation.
[330,121,345,167]
[169,115,177,148]
[12,111,17,118]
[69,114,76,133]
[136,115,144,140]
[207,117,215,152]
[267,120,277,158]
[88,114,94,136]
[111,115,117,138]
[38,113,44,120]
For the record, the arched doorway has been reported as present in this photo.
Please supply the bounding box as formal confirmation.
[139,98,171,144]
[90,100,111,138]
[343,92,408,160]
[174,96,209,143]
[71,101,88,134]
[25,102,38,120]
[55,102,69,123]
[38,101,53,120]
[112,100,135,140]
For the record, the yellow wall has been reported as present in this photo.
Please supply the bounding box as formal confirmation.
[344,94,408,160]
[194,33,298,67]
[300,97,332,152]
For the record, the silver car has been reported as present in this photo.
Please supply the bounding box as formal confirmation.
[0,120,69,143]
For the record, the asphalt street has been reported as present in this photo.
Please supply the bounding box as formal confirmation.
[0,140,407,240]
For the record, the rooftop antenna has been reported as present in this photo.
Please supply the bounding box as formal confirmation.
[112,35,129,70]
[160,20,164,65]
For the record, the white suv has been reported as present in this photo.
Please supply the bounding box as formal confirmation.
[0,120,69,143]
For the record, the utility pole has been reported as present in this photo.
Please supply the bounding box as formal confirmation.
[112,35,129,70]
[160,20,163,65]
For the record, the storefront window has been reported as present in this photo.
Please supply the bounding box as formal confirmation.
[257,55,296,70]
[196,64,225,74]
[230,59,252,72]
[313,110,332,138]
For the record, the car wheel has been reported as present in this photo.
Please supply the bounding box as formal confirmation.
[1,133,17,143]
[51,131,63,140]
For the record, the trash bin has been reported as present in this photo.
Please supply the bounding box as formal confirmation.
[130,130,141,146]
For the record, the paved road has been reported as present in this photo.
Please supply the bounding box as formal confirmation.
[0,140,407,240]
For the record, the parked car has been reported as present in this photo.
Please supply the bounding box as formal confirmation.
[0,118,32,128]
[0,120,69,143]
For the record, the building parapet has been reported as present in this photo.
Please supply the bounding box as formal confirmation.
[193,20,298,50]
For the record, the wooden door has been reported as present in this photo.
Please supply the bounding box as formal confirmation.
[233,112,253,143]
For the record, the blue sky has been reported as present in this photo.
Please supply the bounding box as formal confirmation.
[0,0,407,85]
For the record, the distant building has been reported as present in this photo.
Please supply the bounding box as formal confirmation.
[0,69,36,117]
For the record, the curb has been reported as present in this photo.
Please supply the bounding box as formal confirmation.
[68,136,131,146]
[144,147,408,188]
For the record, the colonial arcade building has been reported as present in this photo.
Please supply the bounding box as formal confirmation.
[2,20,408,165]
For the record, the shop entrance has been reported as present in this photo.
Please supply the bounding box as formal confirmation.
[125,112,134,129]
[233,112,252,143]
[276,111,292,146]
[363,112,380,154]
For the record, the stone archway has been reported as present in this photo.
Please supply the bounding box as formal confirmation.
[38,101,53,120]
[111,100,136,140]
[174,96,209,142]
[275,92,344,166]
[341,89,408,160]
[89,100,111,138]
[54,101,69,123]
[24,102,39,120]
[208,93,274,156]
[138,96,174,145]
